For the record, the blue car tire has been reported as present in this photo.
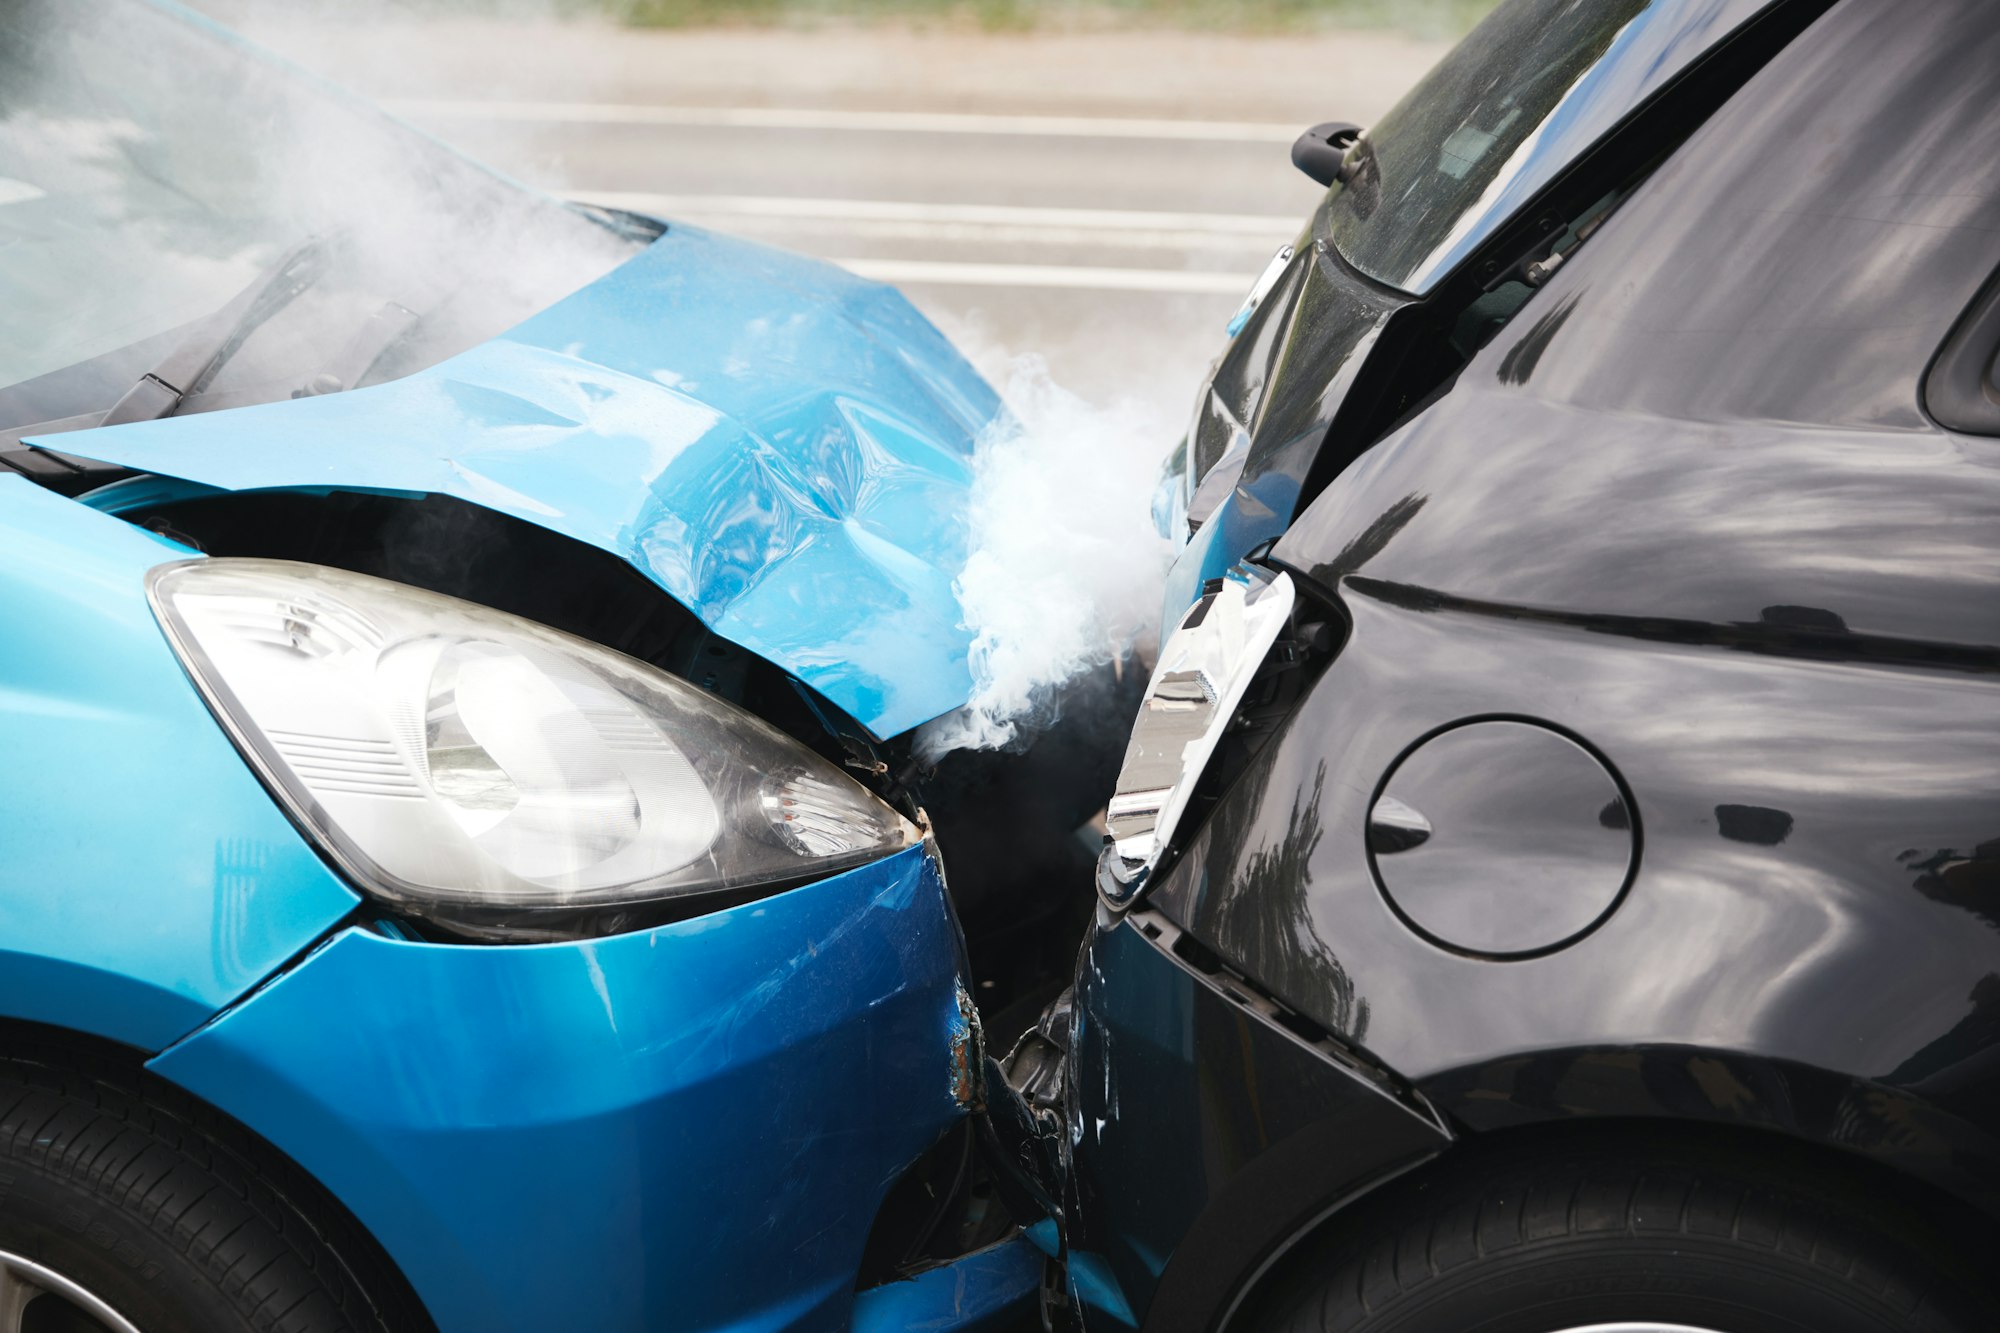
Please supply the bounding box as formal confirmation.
[0,1041,425,1333]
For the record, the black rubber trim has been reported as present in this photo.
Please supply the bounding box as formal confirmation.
[1925,264,2000,435]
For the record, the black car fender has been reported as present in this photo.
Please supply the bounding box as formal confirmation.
[1420,1043,2000,1218]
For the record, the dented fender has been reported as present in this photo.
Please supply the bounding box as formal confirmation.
[149,842,977,1333]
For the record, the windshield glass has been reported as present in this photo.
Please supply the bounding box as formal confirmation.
[0,0,643,439]
[1325,0,1774,294]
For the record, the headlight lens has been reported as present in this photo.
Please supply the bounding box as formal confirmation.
[149,558,917,936]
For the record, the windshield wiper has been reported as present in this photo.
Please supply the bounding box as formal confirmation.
[100,236,327,427]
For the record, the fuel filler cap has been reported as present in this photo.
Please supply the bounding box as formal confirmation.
[1368,720,1635,958]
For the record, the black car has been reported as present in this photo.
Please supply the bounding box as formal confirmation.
[1005,0,2000,1329]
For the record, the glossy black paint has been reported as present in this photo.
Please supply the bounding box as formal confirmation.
[1185,205,1406,541]
[1063,909,1449,1331]
[1927,265,2000,436]
[1200,0,1829,547]
[1318,0,1772,296]
[1367,718,1635,958]
[1069,0,2000,1326]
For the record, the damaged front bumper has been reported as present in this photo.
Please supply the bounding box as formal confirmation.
[147,841,1035,1333]
[1049,906,1451,1329]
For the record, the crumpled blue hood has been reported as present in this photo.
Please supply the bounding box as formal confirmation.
[54,226,998,739]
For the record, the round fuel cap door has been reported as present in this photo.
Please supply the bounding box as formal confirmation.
[1368,720,1635,958]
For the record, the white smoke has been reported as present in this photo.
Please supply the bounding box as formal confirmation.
[917,350,1176,761]
[165,0,1204,764]
[0,0,637,406]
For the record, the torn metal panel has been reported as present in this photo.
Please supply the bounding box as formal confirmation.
[950,978,982,1110]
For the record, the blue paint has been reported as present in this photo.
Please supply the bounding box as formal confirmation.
[850,1237,1042,1333]
[1066,1250,1139,1328]
[10,159,1028,1327]
[1157,460,1304,641]
[1023,1200,1136,1327]
[0,476,359,1050]
[1157,500,1245,643]
[74,473,227,513]
[45,226,1002,740]
[149,843,985,1333]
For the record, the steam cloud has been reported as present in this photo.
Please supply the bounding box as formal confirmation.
[917,348,1175,761]
[0,0,636,407]
[203,0,1192,762]
[79,0,1196,762]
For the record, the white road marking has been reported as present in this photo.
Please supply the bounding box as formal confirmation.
[561,196,1288,291]
[832,258,1251,294]
[389,98,1302,143]
[691,216,1281,253]
[570,191,1302,236]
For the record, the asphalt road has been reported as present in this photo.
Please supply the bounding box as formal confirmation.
[227,16,1446,407]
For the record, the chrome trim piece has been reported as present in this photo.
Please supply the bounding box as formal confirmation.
[1226,244,1294,337]
[1100,566,1295,904]
[0,1249,142,1333]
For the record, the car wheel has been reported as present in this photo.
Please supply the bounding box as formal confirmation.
[0,1048,416,1333]
[1252,1132,1994,1333]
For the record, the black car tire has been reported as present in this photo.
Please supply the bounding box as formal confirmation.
[1253,1132,1994,1333]
[0,1048,417,1333]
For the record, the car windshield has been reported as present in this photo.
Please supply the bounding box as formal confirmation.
[1325,0,1774,294]
[0,0,644,441]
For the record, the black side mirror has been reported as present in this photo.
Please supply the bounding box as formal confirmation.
[1292,121,1363,188]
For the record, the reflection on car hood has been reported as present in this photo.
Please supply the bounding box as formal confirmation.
[47,226,1000,739]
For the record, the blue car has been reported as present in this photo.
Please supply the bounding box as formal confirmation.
[0,2,1103,1329]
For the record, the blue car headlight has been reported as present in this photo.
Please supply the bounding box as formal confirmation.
[148,558,917,938]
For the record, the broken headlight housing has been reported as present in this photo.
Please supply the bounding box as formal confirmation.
[149,558,917,939]
[1100,565,1296,906]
